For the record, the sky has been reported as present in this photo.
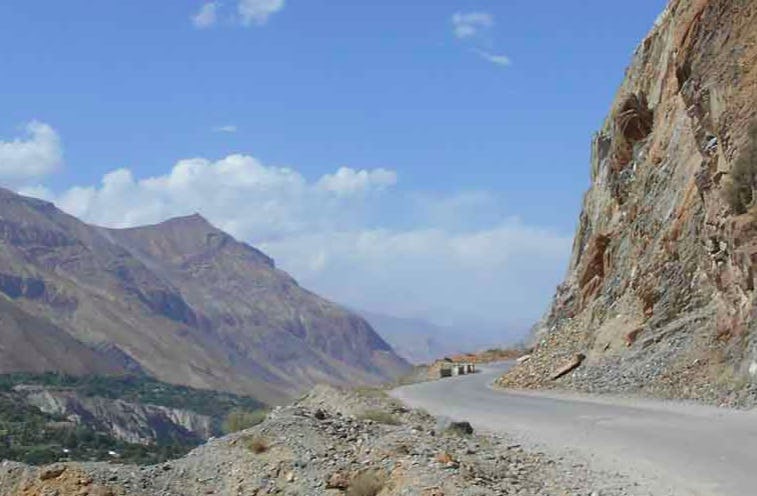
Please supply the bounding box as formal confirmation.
[0,0,667,336]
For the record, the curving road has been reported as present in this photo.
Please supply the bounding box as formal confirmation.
[390,363,757,496]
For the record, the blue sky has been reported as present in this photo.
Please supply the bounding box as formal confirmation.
[0,0,667,337]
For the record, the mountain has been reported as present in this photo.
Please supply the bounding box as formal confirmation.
[359,312,464,364]
[361,311,517,364]
[500,0,757,406]
[0,187,409,404]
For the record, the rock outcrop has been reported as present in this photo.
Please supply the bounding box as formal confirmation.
[0,188,410,404]
[499,0,757,406]
[16,387,213,445]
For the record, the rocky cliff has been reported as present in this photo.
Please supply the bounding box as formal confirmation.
[17,387,213,445]
[0,188,409,404]
[499,0,757,406]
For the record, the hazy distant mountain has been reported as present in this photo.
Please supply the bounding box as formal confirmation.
[360,311,513,364]
[0,187,409,404]
[360,312,455,364]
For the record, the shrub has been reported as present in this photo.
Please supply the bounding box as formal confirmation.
[356,409,400,425]
[222,409,267,433]
[353,387,389,399]
[725,123,757,214]
[347,470,387,496]
[240,435,269,454]
[444,421,474,437]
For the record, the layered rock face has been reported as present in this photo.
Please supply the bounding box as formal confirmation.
[500,0,757,405]
[17,387,213,445]
[0,188,409,404]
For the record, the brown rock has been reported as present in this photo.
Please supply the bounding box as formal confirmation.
[550,354,586,381]
[326,471,350,490]
[625,328,643,347]
[39,466,66,481]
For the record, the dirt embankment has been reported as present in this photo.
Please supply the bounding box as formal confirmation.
[1,385,633,495]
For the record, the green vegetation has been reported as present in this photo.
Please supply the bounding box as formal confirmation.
[222,408,268,433]
[0,373,268,466]
[725,123,757,214]
[0,393,188,465]
[0,373,264,418]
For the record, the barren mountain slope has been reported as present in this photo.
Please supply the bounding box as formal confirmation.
[0,188,409,404]
[0,298,123,377]
[500,0,757,405]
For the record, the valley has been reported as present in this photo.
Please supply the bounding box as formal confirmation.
[0,0,756,494]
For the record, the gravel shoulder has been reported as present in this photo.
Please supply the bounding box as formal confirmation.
[391,363,757,496]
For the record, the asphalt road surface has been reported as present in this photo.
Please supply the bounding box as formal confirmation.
[391,363,757,496]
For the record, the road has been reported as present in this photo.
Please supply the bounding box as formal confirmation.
[390,363,757,496]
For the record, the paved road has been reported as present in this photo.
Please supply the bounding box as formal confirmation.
[391,363,757,496]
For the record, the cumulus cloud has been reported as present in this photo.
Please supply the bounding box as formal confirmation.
[51,155,394,239]
[0,122,62,181]
[475,50,512,67]
[316,167,397,197]
[259,223,570,327]
[24,149,570,328]
[238,0,285,26]
[192,2,219,29]
[452,12,494,39]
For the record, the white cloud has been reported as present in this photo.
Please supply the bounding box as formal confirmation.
[192,2,219,29]
[452,12,494,39]
[0,122,62,181]
[50,155,392,238]
[213,124,238,133]
[259,223,570,327]
[238,0,285,26]
[475,50,512,67]
[316,167,397,197]
[25,149,570,328]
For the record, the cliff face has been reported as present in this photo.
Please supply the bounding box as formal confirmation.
[17,387,213,445]
[500,0,757,405]
[0,188,409,404]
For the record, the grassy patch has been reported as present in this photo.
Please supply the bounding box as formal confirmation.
[222,408,268,434]
[357,409,401,425]
[353,386,389,399]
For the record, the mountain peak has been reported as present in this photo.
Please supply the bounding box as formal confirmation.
[156,213,216,230]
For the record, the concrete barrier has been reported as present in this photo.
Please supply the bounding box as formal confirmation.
[434,361,476,379]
